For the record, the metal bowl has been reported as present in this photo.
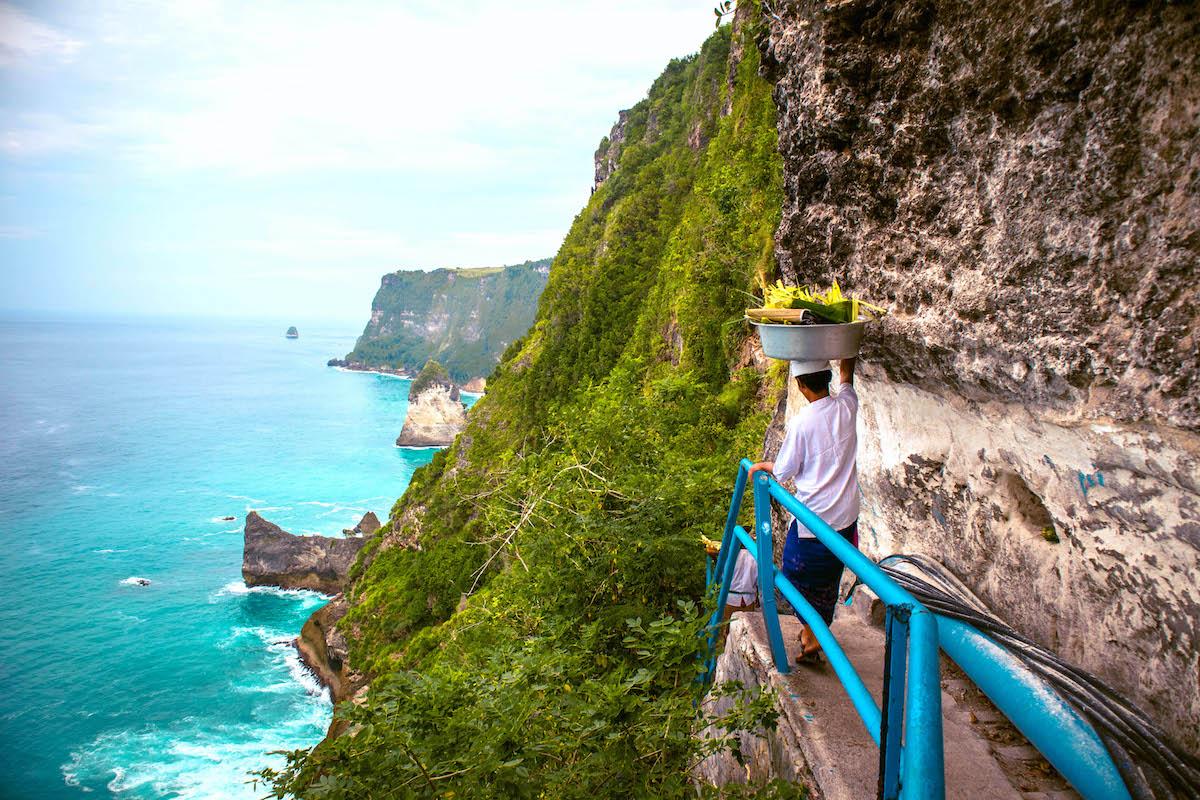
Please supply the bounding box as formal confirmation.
[750,320,866,361]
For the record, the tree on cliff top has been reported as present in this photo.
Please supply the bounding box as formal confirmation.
[409,360,453,399]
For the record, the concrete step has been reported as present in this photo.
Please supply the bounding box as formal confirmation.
[697,610,1030,798]
[774,612,1021,799]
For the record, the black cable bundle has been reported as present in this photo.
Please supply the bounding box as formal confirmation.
[864,553,1200,800]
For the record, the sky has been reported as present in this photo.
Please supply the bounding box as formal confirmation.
[0,1,719,322]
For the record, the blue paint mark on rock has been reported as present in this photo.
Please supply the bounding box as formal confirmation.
[1077,469,1106,497]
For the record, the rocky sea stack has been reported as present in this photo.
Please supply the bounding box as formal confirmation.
[343,511,381,536]
[241,511,368,594]
[395,360,467,448]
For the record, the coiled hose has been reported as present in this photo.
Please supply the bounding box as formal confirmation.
[860,554,1200,800]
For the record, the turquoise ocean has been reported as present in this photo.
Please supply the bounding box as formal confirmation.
[0,314,470,798]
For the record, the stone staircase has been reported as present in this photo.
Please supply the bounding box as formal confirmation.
[696,591,1083,799]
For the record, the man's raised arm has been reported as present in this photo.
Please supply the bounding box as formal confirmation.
[839,356,857,385]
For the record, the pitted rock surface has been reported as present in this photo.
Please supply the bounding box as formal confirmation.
[757,0,1199,754]
[761,0,1198,430]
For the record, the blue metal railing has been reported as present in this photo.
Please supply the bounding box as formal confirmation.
[705,458,945,800]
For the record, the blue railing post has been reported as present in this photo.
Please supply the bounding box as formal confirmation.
[879,605,910,799]
[714,462,751,582]
[753,472,791,674]
[900,609,944,800]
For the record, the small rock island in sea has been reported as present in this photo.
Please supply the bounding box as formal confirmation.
[241,511,368,594]
[286,326,299,338]
[396,360,468,448]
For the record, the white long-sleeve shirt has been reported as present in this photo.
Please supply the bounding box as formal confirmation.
[728,549,759,608]
[774,382,860,534]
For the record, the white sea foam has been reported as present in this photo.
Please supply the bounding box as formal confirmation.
[395,444,446,450]
[284,643,330,699]
[316,505,365,518]
[195,528,240,537]
[56,623,333,791]
[334,365,411,380]
[106,766,127,793]
[60,703,329,799]
[73,484,98,494]
[36,419,69,434]
[214,581,252,597]
[211,581,329,605]
[226,627,330,700]
[218,625,280,651]
[93,548,120,554]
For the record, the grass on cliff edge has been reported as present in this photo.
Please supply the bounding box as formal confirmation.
[258,11,801,799]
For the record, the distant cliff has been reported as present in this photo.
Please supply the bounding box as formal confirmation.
[339,259,551,382]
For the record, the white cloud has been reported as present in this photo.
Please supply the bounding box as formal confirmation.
[448,229,565,261]
[0,223,39,238]
[232,219,410,261]
[0,1,720,319]
[1,112,109,157]
[0,3,83,67]
[0,1,715,175]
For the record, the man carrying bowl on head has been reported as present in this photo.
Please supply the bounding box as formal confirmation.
[747,356,859,664]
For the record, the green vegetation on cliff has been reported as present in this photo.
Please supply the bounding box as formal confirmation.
[408,359,453,399]
[344,258,551,382]
[265,13,792,799]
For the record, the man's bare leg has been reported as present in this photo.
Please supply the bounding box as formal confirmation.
[799,624,821,658]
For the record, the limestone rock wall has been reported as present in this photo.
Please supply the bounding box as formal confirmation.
[396,384,468,447]
[694,615,816,792]
[758,0,1199,752]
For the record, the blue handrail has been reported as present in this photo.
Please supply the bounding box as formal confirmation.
[705,458,945,800]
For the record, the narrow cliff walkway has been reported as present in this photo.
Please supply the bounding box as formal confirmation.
[698,604,1081,799]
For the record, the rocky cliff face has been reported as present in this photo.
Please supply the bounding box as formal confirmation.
[241,512,368,594]
[295,594,366,706]
[342,259,551,383]
[396,363,468,447]
[593,110,629,189]
[759,0,1199,752]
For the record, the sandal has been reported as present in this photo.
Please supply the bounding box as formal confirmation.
[795,646,823,665]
